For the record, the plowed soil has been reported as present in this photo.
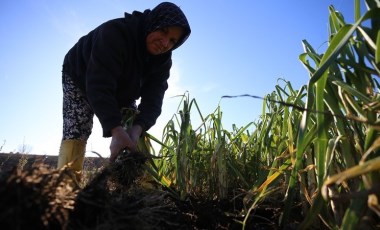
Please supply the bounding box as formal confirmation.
[0,152,297,230]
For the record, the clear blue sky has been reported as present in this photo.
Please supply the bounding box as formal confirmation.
[0,0,361,156]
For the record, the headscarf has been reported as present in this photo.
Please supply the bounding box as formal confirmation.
[144,2,191,51]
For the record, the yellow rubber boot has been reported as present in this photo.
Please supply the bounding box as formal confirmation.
[57,139,86,183]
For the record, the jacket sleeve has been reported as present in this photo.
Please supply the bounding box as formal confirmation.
[134,56,172,132]
[85,23,126,137]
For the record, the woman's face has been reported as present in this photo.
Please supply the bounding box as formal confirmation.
[146,26,183,55]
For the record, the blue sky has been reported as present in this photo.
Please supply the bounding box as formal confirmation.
[0,0,361,156]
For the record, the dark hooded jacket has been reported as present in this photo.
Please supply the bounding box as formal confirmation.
[62,2,191,137]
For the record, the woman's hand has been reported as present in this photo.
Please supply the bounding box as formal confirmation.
[110,126,134,162]
[127,124,143,146]
[109,125,143,162]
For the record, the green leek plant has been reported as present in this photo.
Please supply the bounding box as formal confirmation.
[122,1,380,229]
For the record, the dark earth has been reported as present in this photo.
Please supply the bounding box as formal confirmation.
[0,152,303,230]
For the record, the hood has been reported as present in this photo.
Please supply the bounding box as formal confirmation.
[144,2,191,51]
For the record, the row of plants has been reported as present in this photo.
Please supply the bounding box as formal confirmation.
[125,0,379,229]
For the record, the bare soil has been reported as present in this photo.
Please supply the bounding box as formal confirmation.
[0,152,298,230]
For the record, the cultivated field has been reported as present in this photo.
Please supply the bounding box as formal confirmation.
[0,152,284,229]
